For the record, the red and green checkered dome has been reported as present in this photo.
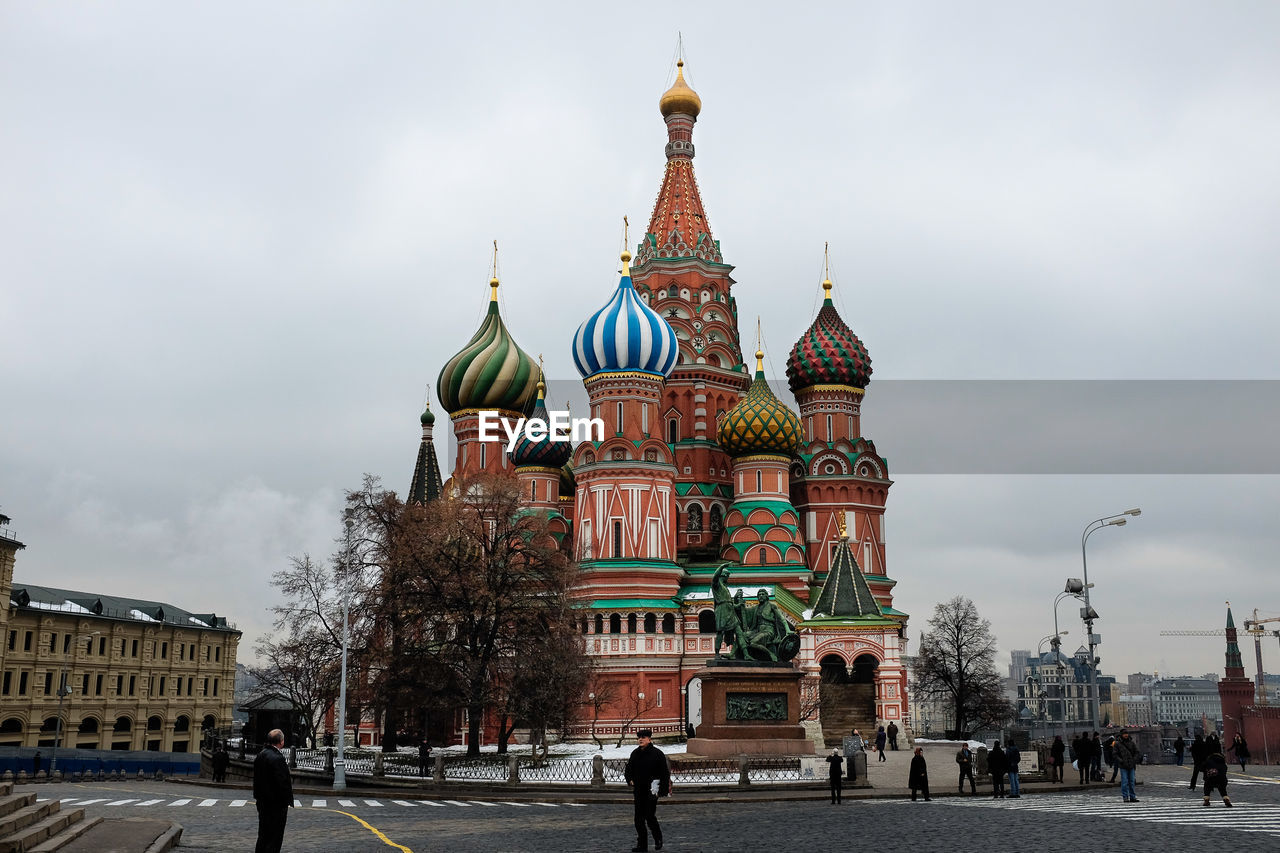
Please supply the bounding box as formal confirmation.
[717,357,802,458]
[786,290,872,394]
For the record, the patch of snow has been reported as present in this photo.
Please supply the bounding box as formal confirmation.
[25,600,91,613]
[188,616,209,626]
[130,609,160,622]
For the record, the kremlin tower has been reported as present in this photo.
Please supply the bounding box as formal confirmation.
[421,58,910,747]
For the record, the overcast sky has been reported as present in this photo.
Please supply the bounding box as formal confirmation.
[4,2,1279,687]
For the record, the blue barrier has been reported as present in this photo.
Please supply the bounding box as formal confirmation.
[0,746,199,777]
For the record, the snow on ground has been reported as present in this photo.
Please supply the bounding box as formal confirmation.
[393,740,690,760]
[914,738,988,750]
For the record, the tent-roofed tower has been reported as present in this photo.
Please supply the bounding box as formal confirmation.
[408,401,444,505]
[1217,602,1256,741]
[629,57,749,565]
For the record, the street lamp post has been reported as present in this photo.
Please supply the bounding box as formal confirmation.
[1038,630,1069,741]
[333,512,354,792]
[49,630,100,776]
[1076,508,1141,731]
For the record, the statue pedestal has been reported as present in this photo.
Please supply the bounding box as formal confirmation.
[686,661,816,758]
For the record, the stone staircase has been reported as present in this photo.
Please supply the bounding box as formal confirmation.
[0,783,99,853]
[818,683,878,748]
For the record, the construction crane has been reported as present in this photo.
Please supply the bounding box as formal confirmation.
[1160,607,1280,705]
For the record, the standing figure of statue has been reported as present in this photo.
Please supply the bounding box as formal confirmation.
[711,564,743,659]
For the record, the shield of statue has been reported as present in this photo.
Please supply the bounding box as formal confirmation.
[777,633,800,661]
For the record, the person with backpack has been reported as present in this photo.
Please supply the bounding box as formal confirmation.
[1005,741,1022,798]
[988,741,1007,798]
[1202,747,1232,808]
[1114,729,1141,803]
[956,743,976,794]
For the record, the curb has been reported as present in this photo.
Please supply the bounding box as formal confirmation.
[143,823,183,853]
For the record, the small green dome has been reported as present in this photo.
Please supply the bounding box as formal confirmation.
[717,350,802,458]
[420,404,436,426]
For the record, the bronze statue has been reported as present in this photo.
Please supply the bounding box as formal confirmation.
[709,564,798,662]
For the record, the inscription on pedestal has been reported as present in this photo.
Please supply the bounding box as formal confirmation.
[725,692,787,721]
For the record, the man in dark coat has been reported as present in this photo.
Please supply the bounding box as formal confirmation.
[1073,733,1090,784]
[1049,736,1065,783]
[908,747,930,801]
[1005,741,1022,798]
[988,742,1007,798]
[253,729,294,853]
[1090,732,1104,781]
[1114,729,1141,803]
[826,748,844,804]
[1189,733,1207,789]
[1173,734,1186,766]
[624,729,671,852]
[887,721,900,750]
[956,744,976,794]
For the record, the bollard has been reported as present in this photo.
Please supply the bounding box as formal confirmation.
[433,754,445,784]
[155,770,165,782]
[373,751,385,777]
[325,748,334,774]
[591,754,605,788]
[738,756,750,786]
[35,771,46,783]
[1,770,11,783]
[852,751,868,782]
[507,754,520,785]
[18,771,28,784]
[137,770,145,781]
[289,746,297,770]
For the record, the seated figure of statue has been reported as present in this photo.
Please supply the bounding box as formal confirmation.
[737,589,796,662]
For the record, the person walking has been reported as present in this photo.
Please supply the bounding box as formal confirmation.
[827,748,844,804]
[887,721,900,751]
[1189,732,1207,789]
[1073,732,1090,785]
[33,751,42,777]
[956,743,977,794]
[1090,732,1103,782]
[1227,734,1250,772]
[1049,736,1065,783]
[1104,735,1119,783]
[1005,741,1022,798]
[252,729,293,853]
[875,726,888,762]
[1201,746,1232,808]
[908,747,930,801]
[1173,733,1186,767]
[624,729,671,852]
[1114,729,1141,803]
[418,741,432,778]
[988,741,1007,798]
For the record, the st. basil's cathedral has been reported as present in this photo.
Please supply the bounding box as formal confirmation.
[411,60,910,747]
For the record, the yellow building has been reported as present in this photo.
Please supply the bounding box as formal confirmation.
[0,514,240,752]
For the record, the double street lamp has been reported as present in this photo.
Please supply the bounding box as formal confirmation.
[1069,508,1141,731]
[50,630,101,776]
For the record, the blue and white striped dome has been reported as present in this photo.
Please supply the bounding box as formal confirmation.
[572,252,680,379]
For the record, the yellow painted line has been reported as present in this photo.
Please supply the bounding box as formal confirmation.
[330,809,414,853]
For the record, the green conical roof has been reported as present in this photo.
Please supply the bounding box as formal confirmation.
[810,533,883,620]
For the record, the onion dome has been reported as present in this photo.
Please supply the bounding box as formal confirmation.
[509,377,572,469]
[559,462,576,496]
[420,403,435,426]
[786,278,872,394]
[659,59,702,119]
[572,250,679,379]
[437,276,539,415]
[717,348,803,458]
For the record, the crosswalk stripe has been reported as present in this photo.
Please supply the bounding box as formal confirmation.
[293,799,302,808]
[137,799,165,806]
[474,801,499,807]
[391,800,419,807]
[442,800,472,807]
[502,802,530,808]
[419,801,446,807]
[312,799,327,808]
[74,799,108,806]
[230,800,247,807]
[532,802,559,808]
[941,793,1280,837]
[363,800,383,807]
[197,799,217,807]
[106,799,136,806]
[168,799,191,807]
[338,799,356,807]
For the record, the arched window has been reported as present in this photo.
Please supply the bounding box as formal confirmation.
[757,546,768,564]
[531,481,537,502]
[0,718,22,734]
[580,617,589,634]
[174,715,190,733]
[78,717,99,734]
[644,613,657,633]
[41,717,59,733]
[609,614,622,634]
[202,714,217,731]
[147,715,163,732]
[113,716,132,732]
[627,614,637,634]
[668,419,678,444]
[756,471,762,493]
[594,614,604,634]
[687,505,702,532]
[709,505,723,533]
[613,521,623,557]
[662,613,676,634]
[698,610,717,634]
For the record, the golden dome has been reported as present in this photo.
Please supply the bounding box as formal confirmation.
[659,60,702,119]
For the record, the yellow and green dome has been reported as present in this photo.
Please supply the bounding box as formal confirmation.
[717,349,802,458]
[437,277,539,416]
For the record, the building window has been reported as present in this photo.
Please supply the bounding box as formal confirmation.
[132,640,138,657]
[23,631,32,652]
[161,642,168,659]
[116,674,124,694]
[594,614,604,634]
[159,676,166,695]
[212,678,219,697]
[187,677,193,695]
[215,646,221,662]
[613,520,623,557]
[698,610,716,634]
[628,614,637,634]
[179,644,185,661]
[616,402,624,433]
[710,505,723,534]
[49,633,57,653]
[687,505,702,532]
[6,631,13,651]
[610,614,622,634]
[657,688,663,708]
[826,414,832,438]
[98,637,106,656]
[18,672,28,695]
[95,674,103,696]
[62,635,70,655]
[1,672,9,694]
[758,546,768,564]
[644,613,657,633]
[177,678,183,696]
[81,673,89,695]
[668,418,678,444]
[662,613,676,634]
[756,471,762,493]
[129,676,136,696]
[44,672,53,695]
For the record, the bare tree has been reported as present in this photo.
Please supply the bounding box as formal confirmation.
[614,683,660,748]
[583,676,618,749]
[911,596,1013,735]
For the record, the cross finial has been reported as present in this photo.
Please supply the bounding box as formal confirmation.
[755,317,764,373]
[822,242,833,300]
[620,216,632,273]
[489,240,500,301]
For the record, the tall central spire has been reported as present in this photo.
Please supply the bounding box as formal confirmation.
[638,58,721,265]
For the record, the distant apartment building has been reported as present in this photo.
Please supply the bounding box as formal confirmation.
[1150,676,1222,726]
[0,513,240,752]
[1114,694,1154,727]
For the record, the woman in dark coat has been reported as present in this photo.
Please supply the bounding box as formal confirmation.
[875,726,888,762]
[1227,734,1250,772]
[988,742,1007,798]
[1202,748,1232,807]
[1050,736,1065,783]
[826,749,844,804]
[908,747,930,801]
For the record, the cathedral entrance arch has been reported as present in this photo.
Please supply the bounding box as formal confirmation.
[818,651,880,747]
